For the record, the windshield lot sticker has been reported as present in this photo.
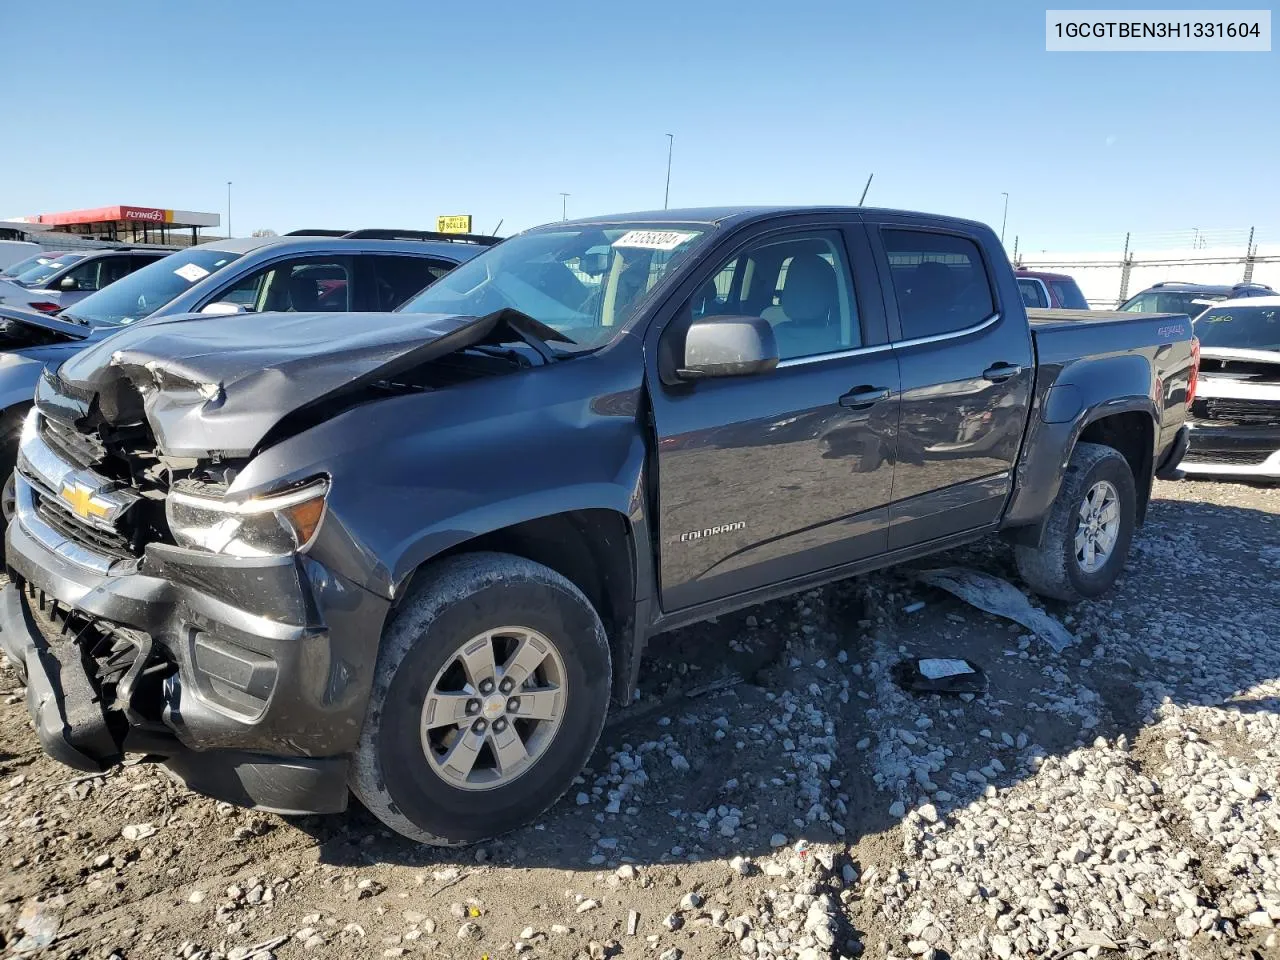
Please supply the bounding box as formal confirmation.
[174,263,211,283]
[612,230,696,251]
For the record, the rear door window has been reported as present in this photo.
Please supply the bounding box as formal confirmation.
[208,257,353,313]
[882,229,996,339]
[369,255,455,310]
[1018,278,1048,308]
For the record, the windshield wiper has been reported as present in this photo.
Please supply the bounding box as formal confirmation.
[477,307,577,364]
[58,312,93,326]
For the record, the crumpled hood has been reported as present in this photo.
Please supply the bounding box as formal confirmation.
[43,309,496,457]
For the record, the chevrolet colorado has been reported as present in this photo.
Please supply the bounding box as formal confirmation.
[0,206,1197,844]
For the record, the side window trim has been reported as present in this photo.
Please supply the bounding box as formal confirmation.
[871,221,1002,345]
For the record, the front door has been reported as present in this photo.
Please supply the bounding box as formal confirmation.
[647,222,901,611]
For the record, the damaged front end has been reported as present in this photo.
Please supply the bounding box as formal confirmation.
[1,308,539,812]
[1184,347,1280,477]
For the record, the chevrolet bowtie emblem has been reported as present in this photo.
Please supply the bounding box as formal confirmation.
[60,481,112,522]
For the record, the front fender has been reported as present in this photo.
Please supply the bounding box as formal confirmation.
[230,349,651,601]
[0,350,71,416]
[1003,353,1159,531]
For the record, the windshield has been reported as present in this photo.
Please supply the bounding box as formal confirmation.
[1,252,66,279]
[398,223,710,348]
[1194,305,1280,352]
[62,247,244,326]
[1119,291,1224,318]
[11,253,84,286]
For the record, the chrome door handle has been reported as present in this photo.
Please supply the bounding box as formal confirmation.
[839,386,892,409]
[982,363,1023,383]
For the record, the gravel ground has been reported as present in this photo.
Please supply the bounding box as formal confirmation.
[0,478,1277,960]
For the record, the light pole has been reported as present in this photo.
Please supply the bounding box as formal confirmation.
[559,193,570,221]
[226,181,233,239]
[1000,192,1009,246]
[664,133,674,209]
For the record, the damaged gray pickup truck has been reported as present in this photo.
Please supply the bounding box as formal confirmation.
[1,206,1197,844]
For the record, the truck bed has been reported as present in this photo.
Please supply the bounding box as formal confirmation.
[1027,308,1194,366]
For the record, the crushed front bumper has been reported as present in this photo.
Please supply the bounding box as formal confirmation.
[1182,422,1280,479]
[1,483,389,815]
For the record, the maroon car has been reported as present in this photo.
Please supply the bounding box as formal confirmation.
[1017,270,1089,309]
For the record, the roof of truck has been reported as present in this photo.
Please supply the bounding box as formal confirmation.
[552,206,992,231]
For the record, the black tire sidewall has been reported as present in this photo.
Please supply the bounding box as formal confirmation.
[1062,453,1136,598]
[371,577,610,844]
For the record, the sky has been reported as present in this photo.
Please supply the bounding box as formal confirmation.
[4,1,1277,252]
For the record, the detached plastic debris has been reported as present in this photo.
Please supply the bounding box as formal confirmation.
[13,897,64,954]
[893,657,989,695]
[910,566,1076,652]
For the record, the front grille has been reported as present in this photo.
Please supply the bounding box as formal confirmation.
[1186,447,1271,466]
[33,491,138,560]
[1191,398,1280,427]
[40,416,106,470]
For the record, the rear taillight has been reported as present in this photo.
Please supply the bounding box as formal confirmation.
[1186,337,1201,406]
[27,302,61,314]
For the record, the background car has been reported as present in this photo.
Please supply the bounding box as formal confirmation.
[1118,280,1275,318]
[1016,269,1089,309]
[1181,295,1280,480]
[0,227,497,535]
[0,240,44,273]
[0,250,76,280]
[0,245,175,314]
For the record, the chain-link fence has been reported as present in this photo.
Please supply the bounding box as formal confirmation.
[1010,228,1279,308]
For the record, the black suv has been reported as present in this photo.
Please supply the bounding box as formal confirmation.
[1119,280,1275,318]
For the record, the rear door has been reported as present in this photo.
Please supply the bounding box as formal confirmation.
[646,216,901,611]
[865,216,1035,550]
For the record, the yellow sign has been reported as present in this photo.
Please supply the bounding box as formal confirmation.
[436,215,473,234]
[60,481,111,522]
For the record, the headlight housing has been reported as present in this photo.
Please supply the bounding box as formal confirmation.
[166,479,329,557]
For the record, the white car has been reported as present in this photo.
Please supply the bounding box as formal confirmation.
[1183,295,1280,479]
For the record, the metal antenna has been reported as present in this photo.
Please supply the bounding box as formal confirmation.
[858,173,874,205]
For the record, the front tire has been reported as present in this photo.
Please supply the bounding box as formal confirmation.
[350,552,611,845]
[1015,442,1137,602]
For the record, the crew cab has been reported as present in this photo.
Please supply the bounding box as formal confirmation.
[0,229,496,541]
[0,206,1196,845]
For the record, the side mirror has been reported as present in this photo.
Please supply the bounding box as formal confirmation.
[677,315,779,380]
[200,301,247,315]
[58,275,81,292]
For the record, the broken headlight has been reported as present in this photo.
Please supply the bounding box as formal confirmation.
[166,479,328,557]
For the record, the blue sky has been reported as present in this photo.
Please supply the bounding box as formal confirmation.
[5,1,1276,249]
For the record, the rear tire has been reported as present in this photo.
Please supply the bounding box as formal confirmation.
[1015,442,1137,602]
[350,552,611,845]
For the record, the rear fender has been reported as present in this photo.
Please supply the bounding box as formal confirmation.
[1002,353,1159,544]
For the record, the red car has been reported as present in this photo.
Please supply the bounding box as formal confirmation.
[1016,270,1089,309]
